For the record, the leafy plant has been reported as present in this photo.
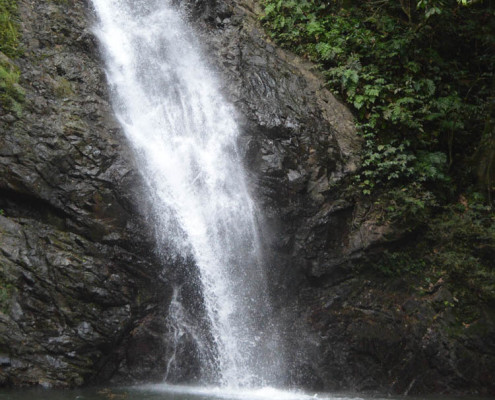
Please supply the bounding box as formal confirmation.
[375,250,427,277]
[0,0,21,58]
[262,0,494,338]
[427,196,495,300]
[261,0,495,219]
[54,76,73,98]
[0,282,12,313]
[0,59,24,115]
[0,0,23,116]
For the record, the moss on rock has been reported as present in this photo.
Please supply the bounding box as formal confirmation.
[0,0,24,116]
[0,0,21,58]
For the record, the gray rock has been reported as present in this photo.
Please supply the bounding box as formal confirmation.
[0,356,11,366]
[0,0,176,387]
[179,1,495,395]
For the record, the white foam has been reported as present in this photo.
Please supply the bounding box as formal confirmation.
[134,384,365,400]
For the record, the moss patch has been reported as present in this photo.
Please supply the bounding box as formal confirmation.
[0,0,24,116]
[364,193,495,329]
[0,280,13,313]
[0,54,24,116]
[0,0,21,58]
[54,76,73,98]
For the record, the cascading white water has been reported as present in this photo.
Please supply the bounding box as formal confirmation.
[91,0,282,388]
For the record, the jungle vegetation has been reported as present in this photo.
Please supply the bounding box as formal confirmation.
[261,0,495,318]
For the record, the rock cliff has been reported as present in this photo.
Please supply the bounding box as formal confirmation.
[0,0,493,395]
[183,0,494,395]
[0,0,177,387]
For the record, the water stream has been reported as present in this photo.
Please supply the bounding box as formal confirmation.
[0,386,489,400]
[91,0,281,389]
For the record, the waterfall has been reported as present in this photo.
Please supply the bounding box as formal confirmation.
[91,0,282,388]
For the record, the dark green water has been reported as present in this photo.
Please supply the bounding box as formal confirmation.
[0,385,491,400]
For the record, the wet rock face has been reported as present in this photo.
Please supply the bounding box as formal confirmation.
[1,0,146,247]
[304,277,495,396]
[180,1,495,396]
[0,215,169,387]
[0,0,365,388]
[181,0,363,286]
[0,0,177,387]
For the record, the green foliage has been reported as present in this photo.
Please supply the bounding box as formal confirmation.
[0,282,12,313]
[426,195,495,303]
[0,58,24,116]
[0,0,21,58]
[370,194,494,318]
[0,0,23,116]
[261,0,495,217]
[54,76,73,98]
[375,250,427,276]
[262,1,495,313]
[49,0,69,5]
